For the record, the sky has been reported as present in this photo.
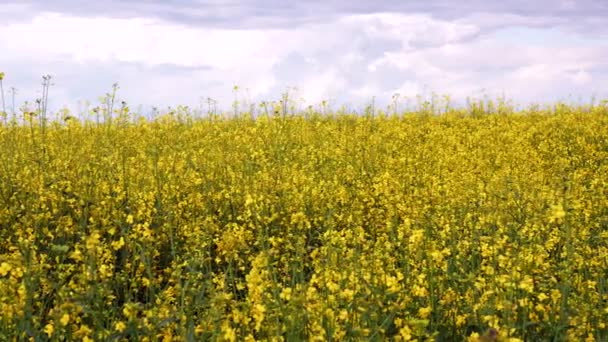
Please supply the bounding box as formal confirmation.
[1,0,607,115]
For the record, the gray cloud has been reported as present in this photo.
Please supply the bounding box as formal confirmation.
[1,1,606,113]
[10,0,608,33]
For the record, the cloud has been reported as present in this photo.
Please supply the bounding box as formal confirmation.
[570,69,593,85]
[0,11,483,106]
[0,13,289,69]
[347,22,608,105]
[0,1,607,114]
[10,0,608,32]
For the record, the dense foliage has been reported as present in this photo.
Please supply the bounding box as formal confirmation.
[0,105,607,341]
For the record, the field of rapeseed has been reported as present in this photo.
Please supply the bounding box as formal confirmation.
[0,103,607,341]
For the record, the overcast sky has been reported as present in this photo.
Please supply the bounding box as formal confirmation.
[1,0,607,115]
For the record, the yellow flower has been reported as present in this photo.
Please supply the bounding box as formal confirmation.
[548,204,566,222]
[43,323,54,337]
[279,287,292,301]
[112,237,125,250]
[221,321,237,342]
[70,249,83,262]
[252,303,266,332]
[456,315,467,327]
[76,324,93,339]
[399,325,412,340]
[467,332,480,341]
[99,264,112,278]
[123,303,139,320]
[60,313,70,326]
[0,262,11,276]
[518,276,534,293]
[115,321,127,332]
[418,306,432,319]
[85,231,101,251]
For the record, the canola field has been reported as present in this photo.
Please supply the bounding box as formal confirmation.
[0,106,607,341]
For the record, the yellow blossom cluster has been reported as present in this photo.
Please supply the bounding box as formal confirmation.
[0,103,607,340]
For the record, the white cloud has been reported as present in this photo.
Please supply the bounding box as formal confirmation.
[570,69,592,85]
[0,12,288,69]
[0,9,606,112]
[298,69,346,105]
